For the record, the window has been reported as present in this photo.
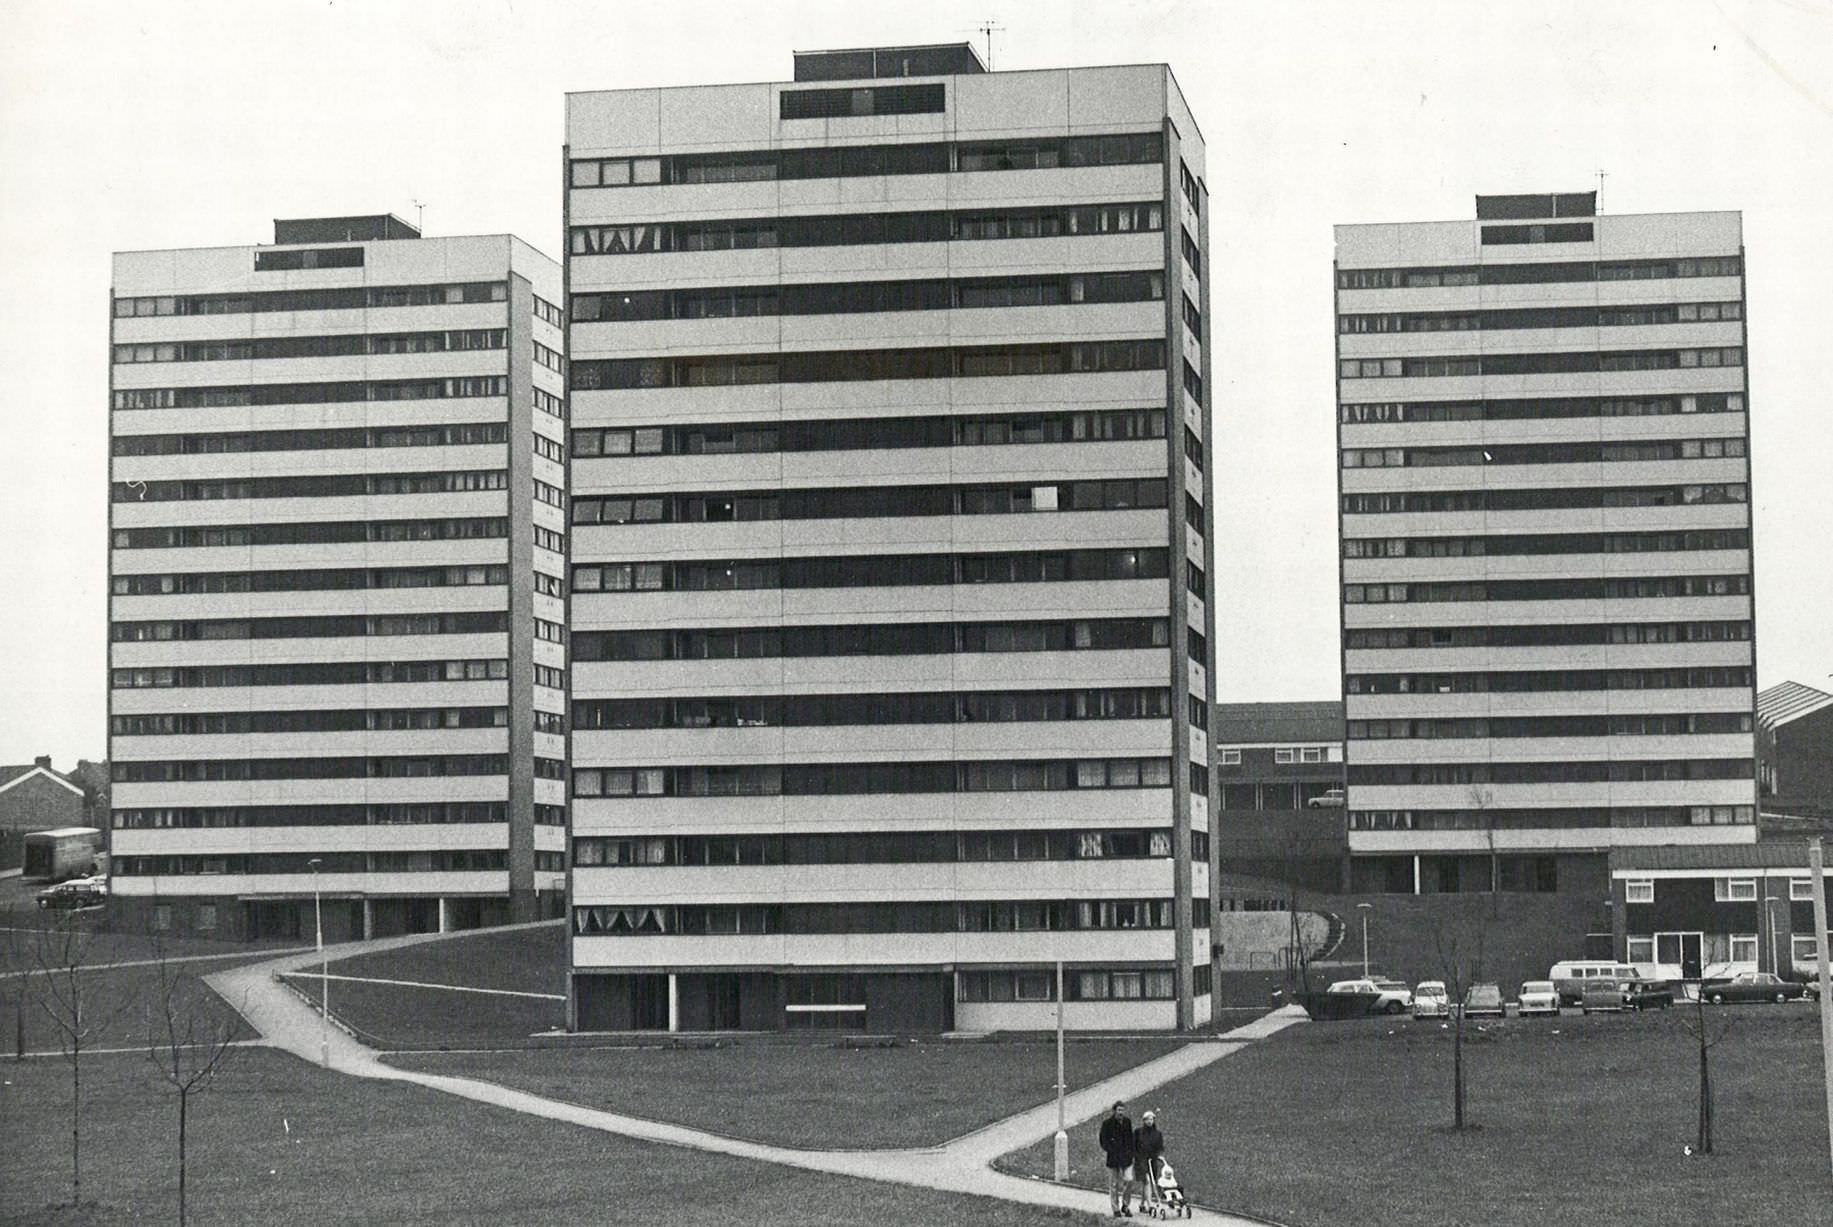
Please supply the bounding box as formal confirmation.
[1627,936,1655,963]
[1792,878,1815,902]
[1729,934,1759,965]
[1793,934,1822,966]
[1625,879,1655,904]
[1300,747,1323,764]
[153,905,173,931]
[195,903,218,932]
[1273,748,1296,764]
[1219,749,1241,766]
[1714,878,1758,902]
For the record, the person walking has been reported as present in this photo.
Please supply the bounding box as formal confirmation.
[1098,1099,1138,1217]
[1133,1109,1166,1212]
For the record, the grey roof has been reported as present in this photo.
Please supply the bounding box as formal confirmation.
[1757,681,1833,729]
[1212,701,1344,746]
[1609,842,1822,873]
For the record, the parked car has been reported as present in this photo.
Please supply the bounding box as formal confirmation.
[1581,982,1630,1014]
[1704,972,1819,1005]
[35,877,108,911]
[1624,981,1675,1011]
[1412,980,1451,1019]
[1327,978,1413,1014]
[1306,788,1346,809]
[1463,983,1506,1019]
[1517,980,1560,1017]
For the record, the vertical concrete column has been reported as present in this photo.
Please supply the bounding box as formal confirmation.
[438,897,451,934]
[667,973,680,1033]
[361,898,374,941]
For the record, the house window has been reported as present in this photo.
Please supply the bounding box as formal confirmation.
[153,905,172,932]
[1625,879,1655,904]
[1791,878,1815,902]
[1728,934,1759,965]
[1714,878,1757,902]
[1300,747,1323,764]
[1793,934,1822,966]
[196,903,218,932]
[1626,936,1655,963]
[1273,748,1296,764]
[1218,749,1241,766]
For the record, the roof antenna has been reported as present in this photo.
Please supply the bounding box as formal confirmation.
[1595,169,1606,214]
[974,18,1005,69]
[412,199,426,234]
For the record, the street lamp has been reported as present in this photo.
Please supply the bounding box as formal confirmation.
[1764,896,1783,976]
[1053,960,1068,1180]
[309,858,328,1067]
[1357,903,1373,978]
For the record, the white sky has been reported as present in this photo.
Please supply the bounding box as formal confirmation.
[2,0,1829,767]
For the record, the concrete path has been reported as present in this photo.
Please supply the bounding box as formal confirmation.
[209,929,1304,1225]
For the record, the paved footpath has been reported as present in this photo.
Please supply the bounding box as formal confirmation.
[210,929,1305,1225]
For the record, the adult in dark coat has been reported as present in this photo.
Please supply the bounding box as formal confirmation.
[1098,1100,1138,1217]
[1133,1110,1166,1207]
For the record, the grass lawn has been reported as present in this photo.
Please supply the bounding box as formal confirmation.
[1000,1007,1833,1226]
[324,923,562,996]
[3,962,257,1055]
[389,1037,1183,1149]
[0,1049,1097,1227]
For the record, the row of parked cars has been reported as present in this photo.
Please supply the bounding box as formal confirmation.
[1326,963,1820,1020]
[34,875,108,911]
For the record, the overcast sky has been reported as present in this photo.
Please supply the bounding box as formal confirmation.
[3,0,1829,767]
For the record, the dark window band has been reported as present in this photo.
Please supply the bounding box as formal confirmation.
[114,755,509,782]
[572,756,1175,798]
[572,270,1163,322]
[571,827,1182,868]
[113,850,505,875]
[1342,483,1748,514]
[111,564,508,597]
[112,422,508,457]
[572,898,1182,937]
[568,131,1163,189]
[113,329,505,365]
[111,612,509,643]
[1340,300,1741,334]
[113,517,507,551]
[114,281,506,319]
[1350,805,1753,831]
[1344,573,1750,604]
[1339,347,1743,379]
[572,616,1169,662]
[1345,620,1752,650]
[572,687,1172,731]
[112,802,509,828]
[569,202,1164,256]
[572,478,1167,526]
[1337,254,1741,289]
[570,340,1166,392]
[110,659,509,689]
[1344,529,1750,559]
[1345,666,1753,695]
[780,83,945,119]
[112,470,508,504]
[571,547,1170,595]
[1343,438,1745,469]
[1340,393,1744,424]
[1349,759,1754,785]
[112,376,508,411]
[111,707,508,736]
[573,407,1165,460]
[1349,712,1752,740]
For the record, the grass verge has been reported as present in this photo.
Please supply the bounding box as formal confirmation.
[999,1007,1833,1227]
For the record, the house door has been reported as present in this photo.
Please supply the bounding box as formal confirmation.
[1655,932,1703,979]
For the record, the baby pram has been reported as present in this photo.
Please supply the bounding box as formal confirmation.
[1141,1156,1191,1219]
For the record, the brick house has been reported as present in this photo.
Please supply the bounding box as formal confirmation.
[0,757,99,870]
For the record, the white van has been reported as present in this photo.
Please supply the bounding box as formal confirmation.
[1548,960,1642,1008]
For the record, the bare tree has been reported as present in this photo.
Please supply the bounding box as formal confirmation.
[1430,896,1488,1131]
[144,934,240,1226]
[24,912,133,1207]
[1467,783,1500,914]
[1678,982,1735,1154]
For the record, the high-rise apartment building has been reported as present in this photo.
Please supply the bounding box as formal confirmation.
[565,45,1215,1032]
[108,217,568,941]
[1334,194,1758,897]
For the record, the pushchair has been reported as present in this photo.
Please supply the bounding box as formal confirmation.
[1141,1155,1191,1219]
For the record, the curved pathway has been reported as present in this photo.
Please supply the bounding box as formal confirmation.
[209,928,1305,1225]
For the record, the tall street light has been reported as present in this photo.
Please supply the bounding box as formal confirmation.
[309,858,328,1067]
[1357,903,1373,978]
[1764,896,1783,976]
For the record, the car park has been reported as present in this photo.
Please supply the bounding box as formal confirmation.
[1463,983,1505,1019]
[1327,978,1413,1014]
[1412,980,1450,1019]
[1517,980,1560,1016]
[1703,972,1819,1005]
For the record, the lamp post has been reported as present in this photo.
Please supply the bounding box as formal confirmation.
[1053,959,1068,1180]
[1764,896,1783,976]
[1357,903,1373,978]
[309,858,328,1067]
